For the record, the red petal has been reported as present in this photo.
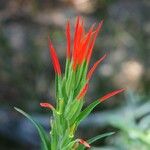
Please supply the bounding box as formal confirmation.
[66,20,71,58]
[99,88,125,102]
[79,139,91,148]
[40,103,54,109]
[77,83,89,100]
[48,37,61,75]
[87,54,107,80]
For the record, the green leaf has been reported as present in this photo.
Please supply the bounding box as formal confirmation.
[76,62,86,87]
[65,100,81,120]
[64,59,70,80]
[76,100,99,125]
[88,132,115,144]
[14,107,50,150]
[55,76,59,109]
[62,140,77,150]
[78,132,115,150]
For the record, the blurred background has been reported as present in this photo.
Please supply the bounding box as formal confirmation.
[0,0,149,149]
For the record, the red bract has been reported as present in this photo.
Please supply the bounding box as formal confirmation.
[48,37,61,75]
[40,103,54,110]
[78,139,91,148]
[65,16,103,70]
[77,83,89,100]
[99,88,125,103]
[66,20,71,59]
[87,53,107,80]
[86,21,103,64]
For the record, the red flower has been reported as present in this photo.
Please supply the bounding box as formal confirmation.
[65,16,104,70]
[48,37,61,75]
[99,88,125,103]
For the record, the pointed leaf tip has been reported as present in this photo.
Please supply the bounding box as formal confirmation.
[88,132,115,144]
[40,103,54,110]
[87,53,107,80]
[66,20,71,58]
[87,20,104,63]
[99,88,125,103]
[77,83,89,100]
[79,139,91,148]
[48,37,61,75]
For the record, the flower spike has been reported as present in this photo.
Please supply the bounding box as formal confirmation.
[99,88,125,103]
[48,37,61,75]
[40,102,54,110]
[78,139,91,148]
[87,53,107,80]
[16,16,126,150]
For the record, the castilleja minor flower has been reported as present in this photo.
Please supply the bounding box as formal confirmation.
[15,16,125,150]
[44,17,125,149]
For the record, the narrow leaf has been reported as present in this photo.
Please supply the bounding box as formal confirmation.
[62,140,77,150]
[76,100,99,125]
[14,107,49,150]
[88,132,115,144]
[99,88,125,102]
